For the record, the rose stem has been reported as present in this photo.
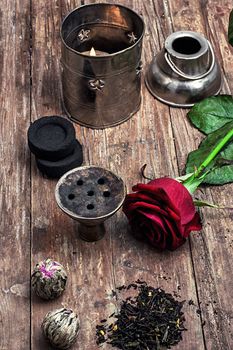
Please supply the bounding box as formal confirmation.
[194,127,233,178]
[183,127,233,193]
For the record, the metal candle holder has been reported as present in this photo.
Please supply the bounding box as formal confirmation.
[145,31,222,107]
[55,166,126,242]
[61,3,144,129]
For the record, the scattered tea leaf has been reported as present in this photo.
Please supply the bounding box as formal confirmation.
[96,281,186,349]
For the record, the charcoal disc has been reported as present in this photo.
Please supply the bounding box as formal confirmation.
[28,116,76,161]
[36,140,83,178]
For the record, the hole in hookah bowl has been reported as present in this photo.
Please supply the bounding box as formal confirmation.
[172,36,201,55]
[87,190,94,196]
[87,204,95,210]
[77,179,84,186]
[68,193,75,200]
[103,190,111,198]
[98,178,105,185]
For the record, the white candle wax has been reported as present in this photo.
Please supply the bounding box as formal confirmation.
[81,47,109,56]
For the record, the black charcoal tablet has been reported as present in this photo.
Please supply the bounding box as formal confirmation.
[28,116,76,161]
[36,140,83,178]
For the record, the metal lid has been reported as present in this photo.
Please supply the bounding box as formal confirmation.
[145,31,222,107]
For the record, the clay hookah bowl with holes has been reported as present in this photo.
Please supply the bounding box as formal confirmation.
[55,166,126,242]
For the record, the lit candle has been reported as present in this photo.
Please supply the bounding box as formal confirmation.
[82,47,109,56]
[90,47,96,56]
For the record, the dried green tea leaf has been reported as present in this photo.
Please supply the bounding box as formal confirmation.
[31,258,67,300]
[42,308,79,349]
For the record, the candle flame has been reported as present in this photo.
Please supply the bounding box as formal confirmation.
[90,47,96,56]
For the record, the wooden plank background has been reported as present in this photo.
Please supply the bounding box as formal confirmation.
[0,1,31,349]
[0,0,232,349]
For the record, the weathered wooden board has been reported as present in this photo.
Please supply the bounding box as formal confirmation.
[30,1,116,349]
[30,0,233,349]
[86,1,205,349]
[0,1,31,349]
[168,1,233,349]
[0,0,232,349]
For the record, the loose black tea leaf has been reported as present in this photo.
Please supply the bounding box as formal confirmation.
[96,281,187,349]
[117,285,127,291]
[101,319,107,323]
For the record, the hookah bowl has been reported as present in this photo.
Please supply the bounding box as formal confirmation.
[55,166,126,242]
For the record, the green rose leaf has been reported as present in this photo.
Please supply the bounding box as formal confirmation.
[229,10,233,47]
[186,121,233,185]
[188,95,233,134]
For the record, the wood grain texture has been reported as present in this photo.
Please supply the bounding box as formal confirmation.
[83,1,206,349]
[0,0,232,349]
[30,1,116,349]
[168,1,233,349]
[0,1,31,349]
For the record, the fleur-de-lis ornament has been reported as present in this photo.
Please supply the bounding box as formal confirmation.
[88,79,105,91]
[127,32,137,44]
[77,29,90,42]
[136,61,143,76]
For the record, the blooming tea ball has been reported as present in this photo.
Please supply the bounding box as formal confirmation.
[42,308,79,349]
[31,258,67,300]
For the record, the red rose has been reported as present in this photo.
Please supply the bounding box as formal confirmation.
[123,177,202,251]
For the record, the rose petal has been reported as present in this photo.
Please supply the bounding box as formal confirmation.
[133,178,197,227]
[123,191,162,207]
[137,209,169,250]
[124,200,169,218]
[123,177,202,251]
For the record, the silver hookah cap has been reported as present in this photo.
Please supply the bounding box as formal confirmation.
[145,31,222,107]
